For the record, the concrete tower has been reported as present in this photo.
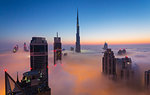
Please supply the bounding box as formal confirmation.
[30,37,48,87]
[116,56,133,80]
[102,49,116,76]
[75,9,81,53]
[54,32,62,65]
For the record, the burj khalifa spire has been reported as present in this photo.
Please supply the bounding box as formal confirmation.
[75,9,81,53]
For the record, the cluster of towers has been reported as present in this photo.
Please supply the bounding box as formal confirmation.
[5,35,64,95]
[102,49,134,80]
[102,48,150,91]
[6,35,64,95]
[5,37,51,95]
[5,10,81,95]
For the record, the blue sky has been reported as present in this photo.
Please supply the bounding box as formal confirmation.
[0,0,150,45]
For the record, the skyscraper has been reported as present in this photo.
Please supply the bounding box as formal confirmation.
[5,37,51,95]
[103,42,108,50]
[54,32,62,64]
[24,42,29,52]
[145,70,150,89]
[30,37,48,87]
[102,49,116,76]
[116,56,134,80]
[75,9,81,53]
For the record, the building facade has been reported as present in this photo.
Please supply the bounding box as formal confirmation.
[54,32,62,63]
[145,70,150,89]
[116,56,134,80]
[102,49,116,76]
[30,37,49,87]
[5,37,51,95]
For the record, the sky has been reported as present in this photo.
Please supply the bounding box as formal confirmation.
[0,0,150,45]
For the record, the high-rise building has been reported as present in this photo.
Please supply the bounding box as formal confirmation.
[75,9,81,53]
[145,70,150,89]
[24,42,29,52]
[116,56,133,80]
[30,37,48,87]
[103,42,108,50]
[54,32,62,62]
[5,37,51,95]
[102,49,116,76]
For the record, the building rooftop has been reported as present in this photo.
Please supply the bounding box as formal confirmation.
[23,70,39,77]
[145,70,150,73]
[31,37,47,44]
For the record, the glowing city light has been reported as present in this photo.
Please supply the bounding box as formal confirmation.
[54,64,57,67]
[4,69,7,72]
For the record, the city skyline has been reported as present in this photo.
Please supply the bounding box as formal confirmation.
[1,1,150,95]
[0,0,150,45]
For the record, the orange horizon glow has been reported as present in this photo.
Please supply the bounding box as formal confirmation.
[61,40,150,45]
[11,40,150,46]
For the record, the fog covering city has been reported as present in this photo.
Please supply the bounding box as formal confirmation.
[0,44,150,95]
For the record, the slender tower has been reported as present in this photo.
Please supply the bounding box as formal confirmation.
[54,32,62,65]
[75,9,81,53]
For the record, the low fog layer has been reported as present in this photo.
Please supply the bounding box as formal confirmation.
[0,45,150,95]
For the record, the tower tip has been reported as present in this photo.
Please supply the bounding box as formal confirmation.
[17,72,19,82]
[57,32,58,37]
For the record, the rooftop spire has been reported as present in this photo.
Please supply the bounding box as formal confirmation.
[77,8,79,25]
[17,72,19,83]
[57,32,58,37]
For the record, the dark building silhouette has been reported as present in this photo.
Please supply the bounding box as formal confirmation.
[116,56,134,80]
[75,9,81,53]
[5,71,26,95]
[118,49,126,55]
[24,42,29,52]
[145,70,150,89]
[54,32,62,64]
[70,47,74,51]
[103,42,108,50]
[30,37,49,87]
[102,49,116,76]
[102,49,135,81]
[5,37,51,95]
[13,45,18,53]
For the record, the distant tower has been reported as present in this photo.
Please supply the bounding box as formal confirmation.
[102,49,116,76]
[30,37,48,87]
[103,42,108,50]
[75,9,81,53]
[145,70,150,89]
[54,32,62,64]
[116,56,133,80]
[24,42,29,52]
